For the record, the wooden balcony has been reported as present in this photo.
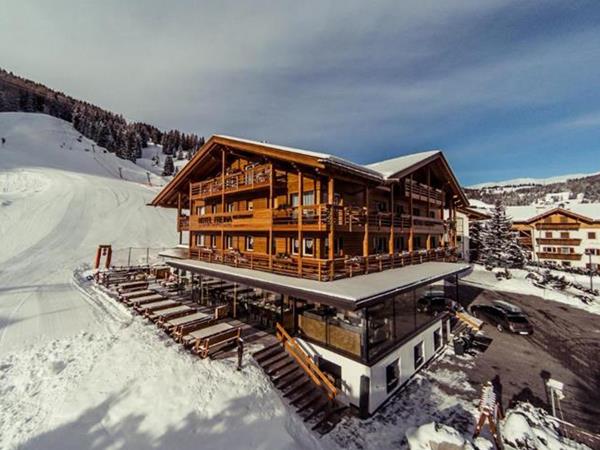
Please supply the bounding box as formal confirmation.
[191,209,272,231]
[190,164,286,199]
[535,223,580,230]
[187,246,457,281]
[536,238,582,246]
[537,252,582,261]
[405,179,444,205]
[177,215,189,232]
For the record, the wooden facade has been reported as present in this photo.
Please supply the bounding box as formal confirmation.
[153,135,468,281]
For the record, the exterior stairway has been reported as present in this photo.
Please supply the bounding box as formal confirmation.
[252,325,347,435]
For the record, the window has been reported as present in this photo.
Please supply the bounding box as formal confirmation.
[429,211,436,218]
[395,204,405,215]
[291,238,299,255]
[545,232,553,238]
[196,205,206,216]
[211,204,218,214]
[225,235,233,249]
[210,235,217,249]
[367,299,394,359]
[414,236,423,249]
[560,232,570,239]
[303,238,314,256]
[589,232,597,240]
[372,236,387,253]
[247,200,254,211]
[290,193,299,207]
[386,359,400,393]
[196,234,205,247]
[376,201,387,212]
[433,328,442,351]
[245,236,254,252]
[324,236,344,256]
[226,202,234,213]
[414,341,424,368]
[302,191,315,206]
[412,208,421,217]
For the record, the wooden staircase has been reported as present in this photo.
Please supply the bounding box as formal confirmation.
[253,324,347,435]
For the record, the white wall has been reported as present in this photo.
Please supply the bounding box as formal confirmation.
[298,317,446,415]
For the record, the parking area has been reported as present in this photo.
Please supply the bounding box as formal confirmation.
[453,283,600,434]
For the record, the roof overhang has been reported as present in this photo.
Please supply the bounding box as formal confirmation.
[523,207,594,225]
[165,258,472,310]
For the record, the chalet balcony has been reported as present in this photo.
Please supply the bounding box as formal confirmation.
[177,215,189,232]
[190,164,286,199]
[537,252,582,261]
[535,223,580,230]
[367,212,445,234]
[405,178,444,205]
[536,238,582,246]
[187,246,457,281]
[191,209,272,231]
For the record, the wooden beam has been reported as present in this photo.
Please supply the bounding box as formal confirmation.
[389,184,395,254]
[221,149,225,253]
[298,170,303,276]
[269,164,274,270]
[363,185,369,261]
[409,174,414,252]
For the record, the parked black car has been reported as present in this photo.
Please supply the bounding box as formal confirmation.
[416,295,458,316]
[470,304,533,335]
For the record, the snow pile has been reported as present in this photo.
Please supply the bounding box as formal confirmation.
[406,422,471,450]
[502,403,590,450]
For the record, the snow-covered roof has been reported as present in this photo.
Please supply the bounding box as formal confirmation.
[215,135,383,180]
[506,204,600,222]
[166,258,472,309]
[366,150,441,179]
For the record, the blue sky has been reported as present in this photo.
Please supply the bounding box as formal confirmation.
[2,1,600,185]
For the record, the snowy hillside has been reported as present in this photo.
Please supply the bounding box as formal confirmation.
[468,171,600,189]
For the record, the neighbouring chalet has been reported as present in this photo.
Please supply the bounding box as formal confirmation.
[151,135,473,416]
[509,205,600,270]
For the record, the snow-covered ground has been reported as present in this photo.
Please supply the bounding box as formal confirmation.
[0,113,313,449]
[0,113,593,449]
[464,265,600,316]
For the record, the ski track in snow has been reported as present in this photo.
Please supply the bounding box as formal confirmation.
[0,113,315,450]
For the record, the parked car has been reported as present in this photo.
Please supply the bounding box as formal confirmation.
[417,294,458,315]
[470,304,533,335]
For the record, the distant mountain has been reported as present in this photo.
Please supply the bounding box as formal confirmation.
[0,68,204,164]
[468,171,600,189]
[466,172,600,206]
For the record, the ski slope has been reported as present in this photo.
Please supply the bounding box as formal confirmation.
[0,113,313,450]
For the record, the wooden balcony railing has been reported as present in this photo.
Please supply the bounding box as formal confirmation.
[190,164,285,199]
[535,223,580,230]
[177,215,189,231]
[537,252,582,261]
[536,238,582,246]
[405,179,444,204]
[188,246,457,281]
[275,323,338,400]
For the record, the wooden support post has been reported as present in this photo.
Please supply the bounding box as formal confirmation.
[409,175,414,252]
[233,283,238,318]
[298,170,303,276]
[269,164,274,270]
[363,185,369,273]
[389,184,395,255]
[221,149,226,254]
[328,176,335,278]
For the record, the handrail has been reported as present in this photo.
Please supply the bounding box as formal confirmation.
[275,323,337,400]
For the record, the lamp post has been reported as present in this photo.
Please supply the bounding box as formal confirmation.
[585,249,593,291]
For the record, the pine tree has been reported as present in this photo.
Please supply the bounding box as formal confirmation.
[469,220,485,263]
[162,155,175,176]
[480,200,525,269]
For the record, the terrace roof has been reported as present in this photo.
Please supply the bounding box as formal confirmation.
[165,257,472,310]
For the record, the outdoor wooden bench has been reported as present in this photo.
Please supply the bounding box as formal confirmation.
[133,299,175,314]
[148,305,193,323]
[176,318,217,344]
[125,294,164,306]
[163,312,209,333]
[118,281,148,292]
[193,326,242,358]
[119,289,154,302]
[141,300,180,317]
[183,322,233,349]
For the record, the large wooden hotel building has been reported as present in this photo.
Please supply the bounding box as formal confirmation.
[151,135,471,415]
